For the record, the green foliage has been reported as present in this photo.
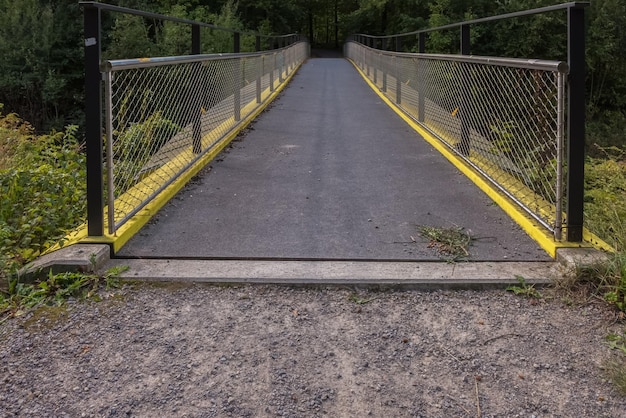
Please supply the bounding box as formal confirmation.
[0,0,83,132]
[584,151,626,252]
[0,265,128,323]
[418,225,472,261]
[506,276,542,298]
[349,293,378,305]
[115,110,179,162]
[605,331,626,356]
[575,253,626,314]
[604,330,626,395]
[0,108,86,277]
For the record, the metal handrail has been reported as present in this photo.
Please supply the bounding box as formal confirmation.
[354,45,569,73]
[102,48,297,72]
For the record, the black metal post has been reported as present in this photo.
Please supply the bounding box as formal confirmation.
[233,31,240,53]
[396,36,402,52]
[566,5,586,242]
[84,4,104,236]
[191,25,200,54]
[418,33,425,53]
[382,38,387,51]
[457,24,471,156]
[418,33,425,123]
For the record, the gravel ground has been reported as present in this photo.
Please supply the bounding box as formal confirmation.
[1,283,626,417]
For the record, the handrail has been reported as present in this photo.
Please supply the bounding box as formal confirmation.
[102,48,298,72]
[354,46,569,73]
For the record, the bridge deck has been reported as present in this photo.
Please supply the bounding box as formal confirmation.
[117,56,549,261]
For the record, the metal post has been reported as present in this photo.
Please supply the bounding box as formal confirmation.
[382,38,387,51]
[395,56,401,105]
[555,72,565,240]
[234,31,240,53]
[270,53,275,91]
[191,25,202,154]
[104,71,115,235]
[84,4,104,236]
[396,37,402,104]
[234,32,241,121]
[256,37,262,104]
[566,4,586,242]
[191,25,200,54]
[418,33,425,123]
[457,24,471,156]
[382,52,387,92]
[373,51,377,84]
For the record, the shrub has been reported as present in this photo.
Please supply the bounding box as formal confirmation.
[0,108,86,278]
[584,150,626,252]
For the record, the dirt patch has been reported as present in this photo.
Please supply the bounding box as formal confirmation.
[1,284,625,417]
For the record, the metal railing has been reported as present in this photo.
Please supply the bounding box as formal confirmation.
[346,2,588,242]
[102,44,309,234]
[345,43,568,239]
[81,1,309,236]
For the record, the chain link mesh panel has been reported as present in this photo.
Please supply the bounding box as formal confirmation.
[104,43,309,233]
[346,42,567,238]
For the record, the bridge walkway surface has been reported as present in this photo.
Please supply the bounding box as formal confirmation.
[117,55,550,263]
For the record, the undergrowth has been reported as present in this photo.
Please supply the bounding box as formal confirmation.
[0,265,128,324]
[0,105,86,278]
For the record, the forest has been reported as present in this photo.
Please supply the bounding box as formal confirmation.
[0,0,623,149]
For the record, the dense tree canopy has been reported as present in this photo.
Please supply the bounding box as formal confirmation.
[0,0,624,148]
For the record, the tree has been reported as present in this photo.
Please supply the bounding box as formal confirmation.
[0,0,83,132]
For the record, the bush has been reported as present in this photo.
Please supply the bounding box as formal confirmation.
[584,150,626,252]
[0,108,86,278]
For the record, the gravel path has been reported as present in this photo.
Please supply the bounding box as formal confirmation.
[1,283,625,417]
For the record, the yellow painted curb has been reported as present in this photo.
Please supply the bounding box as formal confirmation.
[347,58,613,257]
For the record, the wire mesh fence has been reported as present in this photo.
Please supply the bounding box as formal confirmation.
[103,42,309,234]
[345,42,568,239]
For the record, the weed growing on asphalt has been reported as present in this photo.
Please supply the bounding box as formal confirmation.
[506,276,542,298]
[418,225,472,261]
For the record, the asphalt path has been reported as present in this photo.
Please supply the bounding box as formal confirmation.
[118,56,550,261]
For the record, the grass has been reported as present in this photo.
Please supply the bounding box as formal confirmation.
[604,331,626,395]
[418,225,473,261]
[0,265,128,323]
[506,276,542,299]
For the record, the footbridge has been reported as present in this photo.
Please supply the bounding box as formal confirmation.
[68,2,609,279]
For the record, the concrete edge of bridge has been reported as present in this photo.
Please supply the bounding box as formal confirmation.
[20,243,611,289]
